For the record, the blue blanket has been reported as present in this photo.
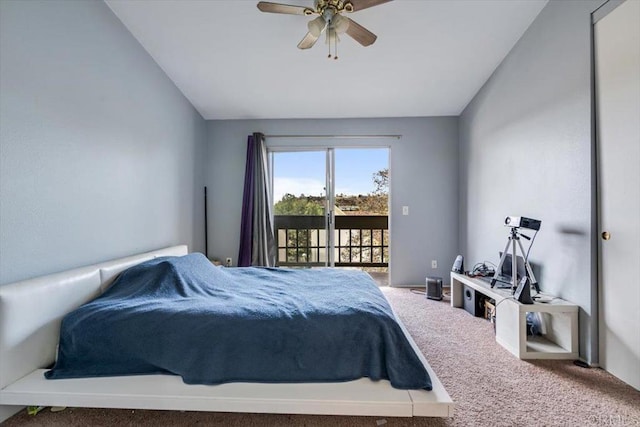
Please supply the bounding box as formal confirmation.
[46,253,432,390]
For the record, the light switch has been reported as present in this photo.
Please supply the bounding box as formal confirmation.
[402,206,409,215]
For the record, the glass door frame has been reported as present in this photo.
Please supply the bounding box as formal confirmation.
[269,147,336,267]
[326,148,335,267]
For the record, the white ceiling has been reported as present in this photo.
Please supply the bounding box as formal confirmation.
[105,0,547,120]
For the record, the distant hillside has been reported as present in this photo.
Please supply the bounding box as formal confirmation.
[274,194,388,216]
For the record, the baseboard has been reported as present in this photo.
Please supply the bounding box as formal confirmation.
[390,285,451,291]
[0,405,24,423]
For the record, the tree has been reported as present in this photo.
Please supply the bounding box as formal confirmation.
[372,168,389,195]
[359,168,388,214]
[274,193,325,264]
[274,193,324,215]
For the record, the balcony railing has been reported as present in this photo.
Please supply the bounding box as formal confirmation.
[274,215,389,268]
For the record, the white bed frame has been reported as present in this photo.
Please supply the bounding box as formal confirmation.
[0,246,453,422]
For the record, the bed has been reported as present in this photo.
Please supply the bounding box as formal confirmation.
[0,245,453,422]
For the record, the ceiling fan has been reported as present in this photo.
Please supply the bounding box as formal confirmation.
[257,0,392,59]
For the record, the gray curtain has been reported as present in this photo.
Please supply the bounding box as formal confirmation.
[250,133,276,266]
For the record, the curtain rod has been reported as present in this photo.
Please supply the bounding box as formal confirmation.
[263,134,401,140]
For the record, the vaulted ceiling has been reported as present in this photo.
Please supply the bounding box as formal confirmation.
[105,0,548,120]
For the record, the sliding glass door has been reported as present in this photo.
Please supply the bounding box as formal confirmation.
[333,149,389,282]
[271,150,330,267]
[270,147,389,281]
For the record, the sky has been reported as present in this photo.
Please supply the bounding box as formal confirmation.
[273,148,389,203]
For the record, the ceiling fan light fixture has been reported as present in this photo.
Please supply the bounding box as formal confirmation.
[308,15,326,37]
[332,13,349,33]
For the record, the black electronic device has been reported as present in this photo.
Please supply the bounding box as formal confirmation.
[514,277,534,304]
[504,216,542,231]
[495,252,541,293]
[499,252,526,279]
[426,277,443,301]
[451,255,464,273]
[491,252,526,288]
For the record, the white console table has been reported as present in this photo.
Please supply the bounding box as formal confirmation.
[450,273,579,360]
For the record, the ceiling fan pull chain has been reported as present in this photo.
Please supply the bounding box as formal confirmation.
[328,29,332,59]
[334,31,338,60]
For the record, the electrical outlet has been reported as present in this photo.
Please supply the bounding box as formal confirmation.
[431,260,438,269]
[402,206,409,215]
[225,257,232,267]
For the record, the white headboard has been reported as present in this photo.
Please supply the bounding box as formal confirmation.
[0,245,188,390]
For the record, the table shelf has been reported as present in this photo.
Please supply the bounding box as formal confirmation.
[451,273,579,360]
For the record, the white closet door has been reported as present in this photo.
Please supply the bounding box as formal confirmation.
[595,0,640,390]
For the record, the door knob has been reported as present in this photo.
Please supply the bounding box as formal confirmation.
[602,231,611,240]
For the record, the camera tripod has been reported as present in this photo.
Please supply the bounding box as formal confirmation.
[491,227,539,292]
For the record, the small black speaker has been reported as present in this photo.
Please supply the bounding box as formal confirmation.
[451,255,464,273]
[426,277,443,300]
[463,285,483,316]
[514,277,534,304]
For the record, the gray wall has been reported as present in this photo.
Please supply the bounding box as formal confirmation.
[459,0,604,363]
[0,0,207,285]
[207,117,459,287]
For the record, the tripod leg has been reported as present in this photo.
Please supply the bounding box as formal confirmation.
[492,238,512,288]
[517,238,539,292]
[511,237,518,291]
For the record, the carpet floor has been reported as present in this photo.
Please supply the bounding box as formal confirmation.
[3,287,639,427]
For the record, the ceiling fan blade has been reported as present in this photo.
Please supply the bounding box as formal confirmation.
[347,0,393,12]
[345,18,377,46]
[257,2,312,15]
[297,32,320,49]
